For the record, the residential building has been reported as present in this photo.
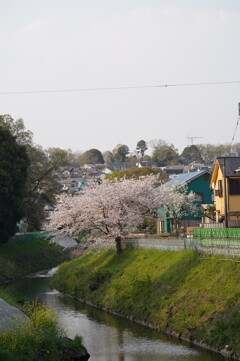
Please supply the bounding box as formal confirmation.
[184,161,213,173]
[59,178,85,193]
[163,165,184,176]
[157,170,213,233]
[102,163,134,174]
[136,161,159,168]
[210,157,240,227]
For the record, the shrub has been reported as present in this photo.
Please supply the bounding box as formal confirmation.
[0,301,84,361]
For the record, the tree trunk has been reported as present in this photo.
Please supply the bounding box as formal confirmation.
[173,216,180,237]
[115,236,122,254]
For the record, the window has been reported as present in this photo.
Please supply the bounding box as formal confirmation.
[218,180,223,197]
[203,173,210,181]
[229,178,240,195]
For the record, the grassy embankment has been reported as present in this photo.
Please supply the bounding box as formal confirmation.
[0,239,89,361]
[52,248,240,358]
[0,238,69,284]
[0,237,71,303]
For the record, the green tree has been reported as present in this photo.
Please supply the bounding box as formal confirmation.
[67,149,80,167]
[24,145,62,230]
[112,144,130,162]
[0,114,33,145]
[142,154,151,161]
[46,147,71,168]
[126,153,138,164]
[197,143,231,163]
[103,150,115,163]
[136,140,148,157]
[81,148,104,164]
[181,145,203,163]
[0,115,69,231]
[231,143,240,156]
[150,139,179,166]
[0,126,29,242]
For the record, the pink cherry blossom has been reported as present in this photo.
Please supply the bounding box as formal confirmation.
[48,175,196,252]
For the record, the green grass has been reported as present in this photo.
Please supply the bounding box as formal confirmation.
[52,248,240,358]
[0,238,70,285]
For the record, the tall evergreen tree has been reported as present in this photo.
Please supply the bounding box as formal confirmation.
[136,140,148,157]
[0,126,29,242]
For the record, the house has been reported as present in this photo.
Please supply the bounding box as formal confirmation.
[210,157,240,227]
[157,170,213,233]
[163,165,184,176]
[102,163,134,174]
[61,168,71,178]
[184,161,213,173]
[59,178,85,193]
[82,164,97,170]
[136,161,159,168]
[102,166,115,175]
[69,167,81,178]
[87,169,107,180]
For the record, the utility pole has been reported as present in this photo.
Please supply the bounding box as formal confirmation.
[223,157,228,228]
[230,103,240,154]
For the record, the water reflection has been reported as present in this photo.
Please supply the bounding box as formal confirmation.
[1,272,225,361]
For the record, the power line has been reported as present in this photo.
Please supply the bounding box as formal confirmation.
[0,80,240,95]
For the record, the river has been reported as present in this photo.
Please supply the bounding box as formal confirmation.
[2,268,226,361]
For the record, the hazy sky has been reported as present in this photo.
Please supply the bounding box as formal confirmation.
[1,0,240,154]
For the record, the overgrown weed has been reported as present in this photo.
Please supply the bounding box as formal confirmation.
[0,300,84,361]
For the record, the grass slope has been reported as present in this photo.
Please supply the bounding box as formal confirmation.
[0,238,69,285]
[52,248,240,358]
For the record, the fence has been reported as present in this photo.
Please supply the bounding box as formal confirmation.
[199,223,224,229]
[124,237,197,252]
[191,238,240,257]
[9,230,240,257]
[9,231,52,242]
[191,228,240,257]
[193,228,240,239]
[124,234,240,258]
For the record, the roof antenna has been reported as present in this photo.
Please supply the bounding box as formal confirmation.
[186,136,204,145]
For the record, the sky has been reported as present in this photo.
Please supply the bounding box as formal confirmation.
[1,0,240,155]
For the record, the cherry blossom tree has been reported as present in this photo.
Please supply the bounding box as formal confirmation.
[49,175,196,253]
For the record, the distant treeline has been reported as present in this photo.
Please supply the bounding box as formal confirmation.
[64,140,240,167]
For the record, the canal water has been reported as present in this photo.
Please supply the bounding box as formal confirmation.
[2,269,226,361]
